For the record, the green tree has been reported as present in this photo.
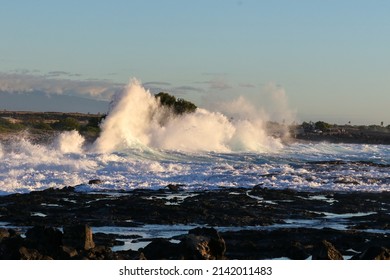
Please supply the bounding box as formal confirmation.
[174,98,197,114]
[155,92,197,115]
[155,92,177,107]
[315,121,331,132]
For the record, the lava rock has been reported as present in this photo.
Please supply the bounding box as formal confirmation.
[286,241,310,260]
[63,224,95,250]
[0,228,10,241]
[351,246,390,260]
[0,233,24,260]
[181,227,226,260]
[312,240,343,260]
[141,238,182,259]
[25,226,63,255]
[18,246,51,260]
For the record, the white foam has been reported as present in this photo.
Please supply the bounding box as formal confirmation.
[54,130,85,154]
[0,81,389,194]
[93,79,283,153]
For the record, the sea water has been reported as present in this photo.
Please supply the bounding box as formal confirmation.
[0,80,389,195]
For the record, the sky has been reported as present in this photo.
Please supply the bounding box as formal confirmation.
[0,0,389,125]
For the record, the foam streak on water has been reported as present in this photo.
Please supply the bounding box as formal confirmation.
[1,136,389,195]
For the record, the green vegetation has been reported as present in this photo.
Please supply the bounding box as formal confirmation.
[155,92,197,115]
[0,117,25,132]
[314,121,332,132]
[51,117,81,131]
[0,112,103,139]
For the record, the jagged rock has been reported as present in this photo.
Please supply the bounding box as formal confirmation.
[0,234,24,260]
[19,246,51,260]
[25,226,62,249]
[82,245,115,260]
[0,228,10,241]
[286,241,310,260]
[141,238,182,259]
[352,246,390,260]
[60,246,78,259]
[63,224,95,250]
[119,250,146,260]
[181,227,226,260]
[312,240,343,260]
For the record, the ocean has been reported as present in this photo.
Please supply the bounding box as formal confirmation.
[0,80,389,195]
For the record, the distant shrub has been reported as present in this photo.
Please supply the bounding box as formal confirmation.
[33,121,52,130]
[315,121,331,132]
[0,117,25,132]
[51,117,81,131]
[155,92,197,115]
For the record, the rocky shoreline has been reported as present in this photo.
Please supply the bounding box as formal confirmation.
[1,186,390,260]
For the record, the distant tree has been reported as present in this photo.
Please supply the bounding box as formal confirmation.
[174,98,197,114]
[155,92,177,107]
[315,121,331,132]
[155,92,197,115]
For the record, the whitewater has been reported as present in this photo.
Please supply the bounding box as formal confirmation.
[1,80,389,195]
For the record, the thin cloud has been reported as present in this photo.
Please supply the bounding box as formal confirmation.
[239,83,256,88]
[143,81,172,87]
[0,72,123,101]
[45,71,82,78]
[207,79,232,91]
[172,86,204,93]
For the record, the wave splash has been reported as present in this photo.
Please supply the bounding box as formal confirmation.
[93,79,283,153]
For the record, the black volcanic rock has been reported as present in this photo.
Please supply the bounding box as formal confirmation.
[182,227,226,260]
[352,246,390,260]
[1,187,390,259]
[312,240,343,260]
[63,224,95,251]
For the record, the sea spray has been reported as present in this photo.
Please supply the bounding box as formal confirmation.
[54,130,85,154]
[150,108,235,152]
[93,79,283,153]
[93,80,159,153]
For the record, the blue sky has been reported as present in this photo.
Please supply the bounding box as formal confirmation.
[0,0,389,124]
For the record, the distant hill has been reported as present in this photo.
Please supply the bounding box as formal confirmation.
[0,90,109,114]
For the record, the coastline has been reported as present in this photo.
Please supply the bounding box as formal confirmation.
[1,111,390,259]
[1,186,390,260]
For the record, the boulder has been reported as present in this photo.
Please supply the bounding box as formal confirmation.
[19,246,51,260]
[60,246,79,259]
[312,240,343,260]
[286,241,310,260]
[181,227,226,260]
[352,246,390,260]
[0,234,24,260]
[141,238,182,259]
[0,228,10,241]
[63,224,95,250]
[25,226,63,249]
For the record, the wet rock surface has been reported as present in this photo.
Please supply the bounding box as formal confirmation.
[1,186,390,259]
